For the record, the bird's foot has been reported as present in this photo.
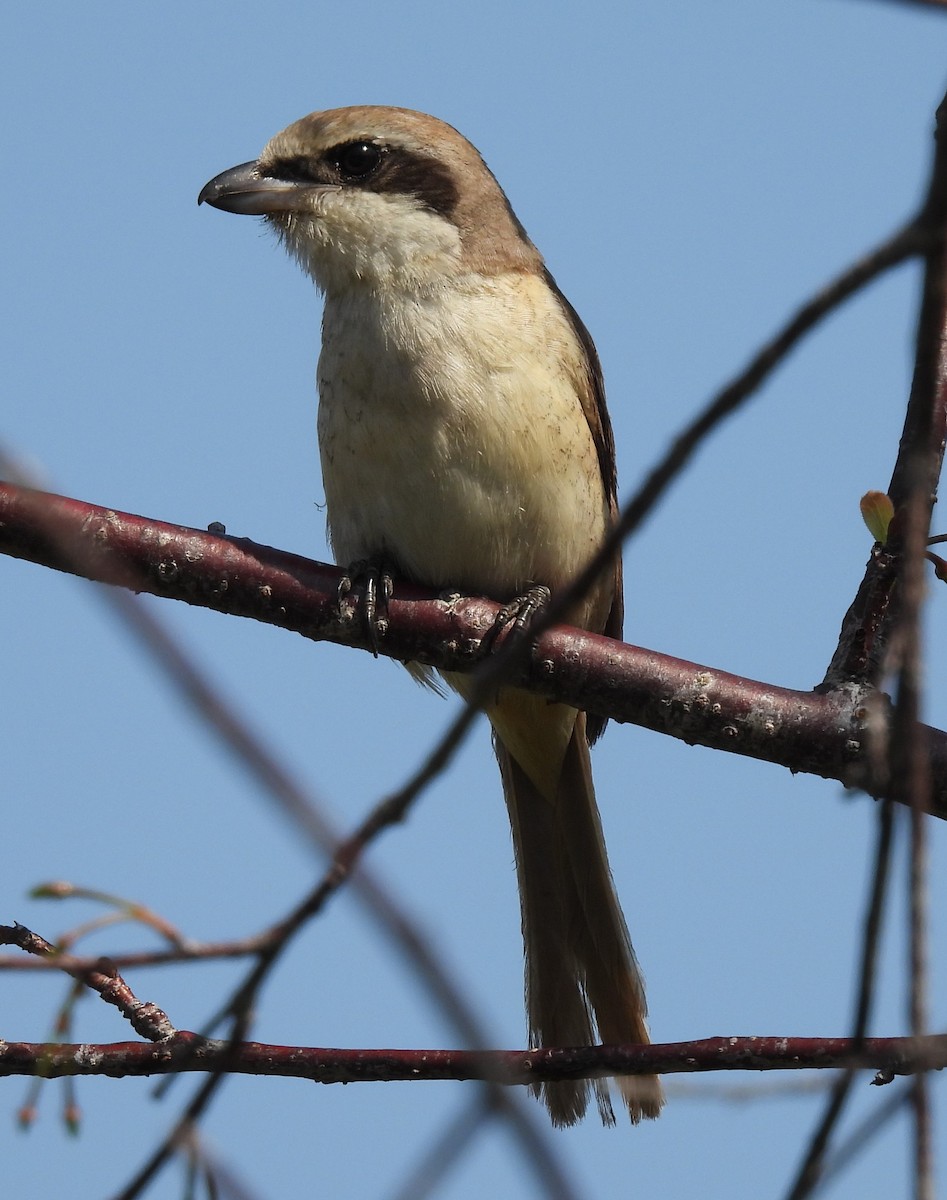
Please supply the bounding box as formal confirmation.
[483,584,551,654]
[337,558,394,657]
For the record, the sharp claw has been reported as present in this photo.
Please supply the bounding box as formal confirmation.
[336,559,392,657]
[483,584,551,655]
[364,573,378,649]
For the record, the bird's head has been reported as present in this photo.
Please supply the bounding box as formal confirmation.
[199,106,541,294]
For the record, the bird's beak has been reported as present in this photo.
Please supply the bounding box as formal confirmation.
[198,160,316,215]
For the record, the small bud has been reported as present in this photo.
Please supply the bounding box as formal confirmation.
[17,1105,37,1130]
[30,881,74,900]
[860,491,894,544]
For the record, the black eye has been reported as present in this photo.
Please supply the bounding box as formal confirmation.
[332,140,383,180]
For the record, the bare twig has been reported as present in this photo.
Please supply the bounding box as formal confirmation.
[0,923,175,1042]
[388,1099,493,1200]
[818,1082,915,1196]
[865,0,947,10]
[886,89,947,1200]
[783,800,896,1200]
[3,1032,946,1084]
[0,934,272,973]
[823,95,947,689]
[897,470,935,1200]
[178,1126,267,1200]
[32,881,195,952]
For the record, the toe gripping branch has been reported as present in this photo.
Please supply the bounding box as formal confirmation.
[482,584,552,655]
[337,559,395,657]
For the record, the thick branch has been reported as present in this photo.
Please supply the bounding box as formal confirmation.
[1,1033,945,1084]
[3,483,947,815]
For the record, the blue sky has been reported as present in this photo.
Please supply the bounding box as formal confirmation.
[2,3,947,1197]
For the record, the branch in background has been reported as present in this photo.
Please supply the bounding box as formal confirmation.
[818,1082,915,1197]
[0,923,175,1043]
[823,91,947,688]
[2,1033,946,1085]
[783,801,896,1200]
[872,0,947,10]
[389,1099,495,1200]
[886,89,947,1200]
[0,936,270,974]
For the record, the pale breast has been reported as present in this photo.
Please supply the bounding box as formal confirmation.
[317,271,609,614]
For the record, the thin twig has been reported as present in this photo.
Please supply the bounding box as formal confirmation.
[0,923,175,1042]
[783,800,896,1200]
[823,93,947,689]
[387,1099,494,1200]
[898,477,935,1200]
[0,934,271,973]
[866,0,947,10]
[889,89,947,1200]
[178,1126,267,1200]
[4,1032,947,1084]
[816,1082,914,1196]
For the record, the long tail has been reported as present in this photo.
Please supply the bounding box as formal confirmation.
[494,698,664,1126]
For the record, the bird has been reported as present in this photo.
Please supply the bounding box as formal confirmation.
[199,106,663,1126]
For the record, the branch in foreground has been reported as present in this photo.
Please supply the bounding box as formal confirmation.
[2,1033,945,1084]
[3,483,947,815]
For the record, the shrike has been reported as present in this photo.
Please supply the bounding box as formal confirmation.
[200,106,662,1125]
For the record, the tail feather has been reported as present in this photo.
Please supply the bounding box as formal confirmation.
[496,710,663,1126]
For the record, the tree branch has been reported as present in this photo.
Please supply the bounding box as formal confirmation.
[1,1033,945,1084]
[3,481,947,814]
[823,89,947,688]
[0,923,175,1043]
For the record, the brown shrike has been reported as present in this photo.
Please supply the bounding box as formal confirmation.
[199,106,662,1126]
